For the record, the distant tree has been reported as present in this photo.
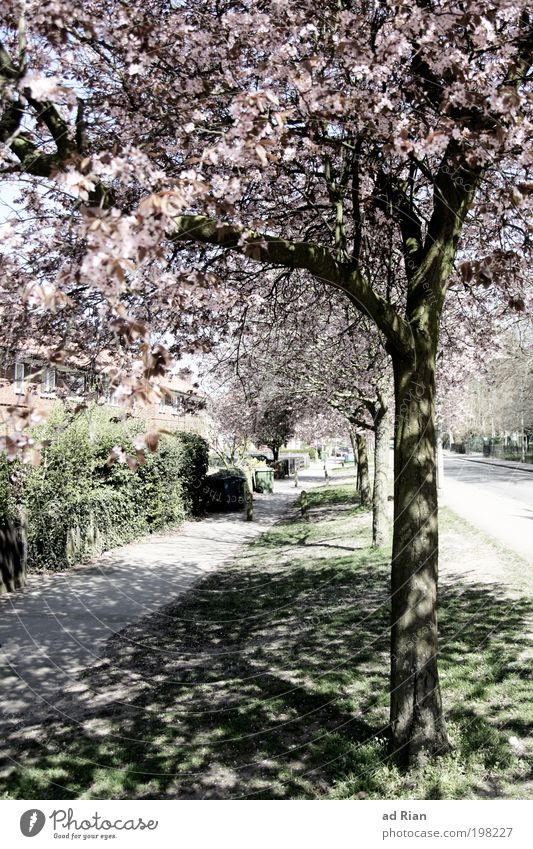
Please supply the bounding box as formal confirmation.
[213,283,393,545]
[206,384,256,467]
[254,397,295,461]
[440,323,533,445]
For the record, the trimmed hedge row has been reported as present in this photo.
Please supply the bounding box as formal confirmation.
[175,431,210,516]
[29,488,141,569]
[0,407,208,571]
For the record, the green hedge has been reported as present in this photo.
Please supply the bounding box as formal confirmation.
[28,488,143,570]
[0,456,16,522]
[1,407,208,571]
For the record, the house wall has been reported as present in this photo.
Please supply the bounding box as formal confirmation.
[138,403,207,437]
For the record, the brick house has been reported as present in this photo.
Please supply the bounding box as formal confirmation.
[0,348,207,437]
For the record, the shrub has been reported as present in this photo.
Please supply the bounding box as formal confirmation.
[279,447,315,461]
[27,488,145,570]
[2,407,209,571]
[173,431,209,516]
[136,436,188,528]
[0,456,16,522]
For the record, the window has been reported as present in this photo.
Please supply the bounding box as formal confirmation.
[160,392,177,412]
[14,361,25,395]
[85,372,103,396]
[64,370,85,398]
[41,367,56,395]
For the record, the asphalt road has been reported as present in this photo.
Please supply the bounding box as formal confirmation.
[441,454,533,563]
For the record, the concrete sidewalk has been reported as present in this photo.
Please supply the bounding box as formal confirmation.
[0,466,328,737]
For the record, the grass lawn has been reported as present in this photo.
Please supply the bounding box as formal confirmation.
[1,482,531,800]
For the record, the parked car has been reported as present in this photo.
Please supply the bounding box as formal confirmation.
[248,452,272,463]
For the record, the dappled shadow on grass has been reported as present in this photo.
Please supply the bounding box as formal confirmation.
[1,492,531,800]
[438,584,532,763]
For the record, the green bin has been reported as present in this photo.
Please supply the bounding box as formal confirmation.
[254,467,274,494]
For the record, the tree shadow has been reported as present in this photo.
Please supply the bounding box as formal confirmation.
[1,508,531,800]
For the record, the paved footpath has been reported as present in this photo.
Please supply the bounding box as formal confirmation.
[0,466,327,737]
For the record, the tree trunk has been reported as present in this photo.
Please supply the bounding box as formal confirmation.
[436,425,444,490]
[271,445,279,461]
[389,343,450,767]
[244,477,254,521]
[372,406,390,547]
[349,430,358,474]
[355,433,370,506]
[349,428,359,501]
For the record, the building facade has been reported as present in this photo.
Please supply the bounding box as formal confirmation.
[0,350,207,437]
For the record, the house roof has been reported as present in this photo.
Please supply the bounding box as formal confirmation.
[166,374,203,397]
[3,340,118,369]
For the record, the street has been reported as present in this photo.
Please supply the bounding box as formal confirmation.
[441,454,533,563]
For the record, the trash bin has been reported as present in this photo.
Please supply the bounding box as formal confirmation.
[204,471,246,512]
[272,459,289,479]
[254,467,274,494]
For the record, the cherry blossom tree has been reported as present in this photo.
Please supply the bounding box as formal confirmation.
[1,0,532,765]
[205,351,306,463]
[205,383,255,467]
[294,405,347,455]
[217,282,394,544]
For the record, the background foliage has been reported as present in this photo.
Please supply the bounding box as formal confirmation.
[0,407,208,571]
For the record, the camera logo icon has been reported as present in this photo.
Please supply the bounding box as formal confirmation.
[20,810,46,837]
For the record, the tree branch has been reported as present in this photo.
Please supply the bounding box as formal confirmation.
[24,92,74,158]
[173,214,414,357]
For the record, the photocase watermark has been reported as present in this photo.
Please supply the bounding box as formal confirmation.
[19,808,159,840]
[20,809,46,837]
[393,380,427,431]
